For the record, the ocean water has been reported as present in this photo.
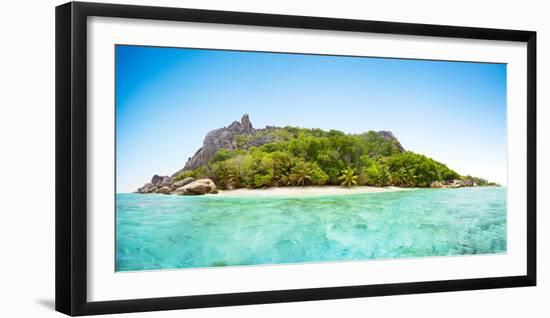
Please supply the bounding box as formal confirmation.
[116,187,506,271]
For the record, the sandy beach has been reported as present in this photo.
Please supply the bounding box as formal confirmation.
[216,186,412,197]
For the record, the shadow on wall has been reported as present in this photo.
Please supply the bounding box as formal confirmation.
[36,299,55,310]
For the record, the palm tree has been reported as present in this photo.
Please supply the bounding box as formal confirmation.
[225,156,245,189]
[391,167,411,187]
[289,160,313,186]
[225,167,240,189]
[272,151,294,186]
[339,167,358,187]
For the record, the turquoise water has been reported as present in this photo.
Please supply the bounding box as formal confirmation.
[116,187,506,271]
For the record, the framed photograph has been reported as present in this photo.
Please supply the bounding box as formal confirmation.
[55,1,536,316]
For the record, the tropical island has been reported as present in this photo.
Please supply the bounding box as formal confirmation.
[135,114,498,195]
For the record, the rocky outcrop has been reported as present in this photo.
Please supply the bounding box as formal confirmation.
[160,176,173,187]
[172,177,195,188]
[430,180,444,188]
[135,183,156,193]
[157,186,173,194]
[242,134,279,149]
[135,175,219,196]
[241,113,253,130]
[447,179,466,188]
[172,114,256,175]
[431,179,477,189]
[136,175,171,193]
[377,131,405,151]
[171,186,189,195]
[175,178,218,195]
[151,174,166,186]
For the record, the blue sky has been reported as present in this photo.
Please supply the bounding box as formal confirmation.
[116,45,507,193]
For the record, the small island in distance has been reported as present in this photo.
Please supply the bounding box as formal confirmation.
[134,114,499,196]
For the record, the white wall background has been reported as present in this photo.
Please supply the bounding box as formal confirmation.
[0,0,546,317]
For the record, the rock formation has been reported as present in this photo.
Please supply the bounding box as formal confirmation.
[377,130,405,152]
[172,177,195,189]
[430,179,477,189]
[135,174,172,194]
[177,179,218,195]
[172,114,256,176]
[136,176,218,196]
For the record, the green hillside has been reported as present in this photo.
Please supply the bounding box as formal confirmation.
[174,126,495,190]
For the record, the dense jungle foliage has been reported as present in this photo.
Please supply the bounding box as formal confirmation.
[174,127,493,189]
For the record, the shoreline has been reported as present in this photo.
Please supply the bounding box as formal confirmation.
[216,186,413,197]
[123,185,502,197]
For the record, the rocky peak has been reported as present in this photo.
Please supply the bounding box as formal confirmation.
[225,114,255,135]
[241,113,253,130]
[172,114,256,174]
[227,121,241,130]
[377,130,404,151]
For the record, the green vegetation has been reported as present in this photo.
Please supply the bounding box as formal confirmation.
[339,167,358,187]
[175,127,488,190]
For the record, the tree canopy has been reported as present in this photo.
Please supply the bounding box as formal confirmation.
[174,126,483,189]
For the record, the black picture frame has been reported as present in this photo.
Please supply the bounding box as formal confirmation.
[55,1,537,316]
